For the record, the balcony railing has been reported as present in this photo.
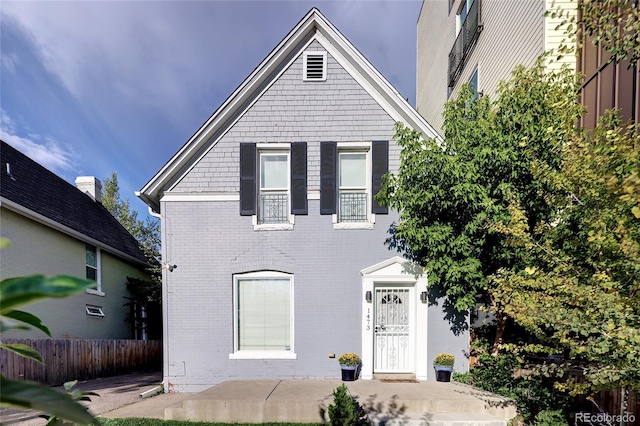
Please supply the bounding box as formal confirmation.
[259,192,288,224]
[448,0,482,90]
[339,191,367,222]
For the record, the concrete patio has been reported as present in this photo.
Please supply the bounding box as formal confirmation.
[158,379,517,425]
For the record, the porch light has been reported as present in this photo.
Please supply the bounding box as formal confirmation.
[420,291,428,304]
[365,291,372,303]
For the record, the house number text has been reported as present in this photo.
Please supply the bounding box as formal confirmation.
[366,308,371,331]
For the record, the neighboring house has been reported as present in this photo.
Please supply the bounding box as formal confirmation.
[0,140,151,340]
[417,0,576,135]
[138,8,468,392]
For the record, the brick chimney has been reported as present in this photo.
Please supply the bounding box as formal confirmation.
[75,176,102,203]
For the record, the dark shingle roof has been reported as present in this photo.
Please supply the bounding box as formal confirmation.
[1,141,149,265]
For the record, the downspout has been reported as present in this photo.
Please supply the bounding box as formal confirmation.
[147,205,168,391]
[148,206,161,219]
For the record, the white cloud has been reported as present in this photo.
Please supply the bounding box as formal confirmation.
[1,52,19,74]
[1,110,77,174]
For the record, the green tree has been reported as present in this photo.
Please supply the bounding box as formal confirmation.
[491,113,640,396]
[102,172,161,338]
[102,172,161,279]
[327,384,367,426]
[378,61,582,350]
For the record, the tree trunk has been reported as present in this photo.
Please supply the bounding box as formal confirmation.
[491,294,508,355]
[492,313,508,355]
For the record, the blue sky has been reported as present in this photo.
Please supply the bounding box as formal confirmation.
[1,0,422,217]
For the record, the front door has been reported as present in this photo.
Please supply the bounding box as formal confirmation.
[373,287,412,372]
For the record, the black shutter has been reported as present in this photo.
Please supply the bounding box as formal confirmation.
[320,141,337,215]
[290,142,307,215]
[239,143,256,216]
[371,140,389,214]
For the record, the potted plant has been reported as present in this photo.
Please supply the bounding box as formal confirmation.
[338,352,361,381]
[433,353,455,382]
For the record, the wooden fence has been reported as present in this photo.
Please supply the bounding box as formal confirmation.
[591,388,639,421]
[0,339,162,386]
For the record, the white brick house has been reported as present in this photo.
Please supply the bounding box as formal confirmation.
[138,8,469,392]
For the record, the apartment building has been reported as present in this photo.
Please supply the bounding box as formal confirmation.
[417,0,575,135]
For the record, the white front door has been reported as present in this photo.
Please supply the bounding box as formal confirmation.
[373,287,413,372]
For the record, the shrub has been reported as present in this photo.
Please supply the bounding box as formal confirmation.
[452,371,473,384]
[533,409,568,426]
[327,384,367,426]
[466,351,578,423]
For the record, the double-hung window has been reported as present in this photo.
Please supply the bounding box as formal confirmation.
[259,152,289,224]
[320,141,388,229]
[338,152,368,222]
[240,142,307,230]
[85,244,103,295]
[230,271,295,359]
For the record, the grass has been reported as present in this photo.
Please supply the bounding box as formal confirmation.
[98,419,322,426]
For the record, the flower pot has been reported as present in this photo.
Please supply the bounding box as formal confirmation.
[341,365,357,381]
[434,366,453,382]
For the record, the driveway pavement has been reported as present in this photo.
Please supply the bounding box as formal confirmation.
[0,371,176,425]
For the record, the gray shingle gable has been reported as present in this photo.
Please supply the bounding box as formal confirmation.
[1,141,149,265]
[172,41,396,193]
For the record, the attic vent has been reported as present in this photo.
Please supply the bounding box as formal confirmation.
[303,52,327,81]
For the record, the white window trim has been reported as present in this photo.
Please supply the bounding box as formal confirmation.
[302,51,327,81]
[85,305,105,317]
[230,271,296,359]
[253,144,294,231]
[333,142,374,229]
[85,245,104,296]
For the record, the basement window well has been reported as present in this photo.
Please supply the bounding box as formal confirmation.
[86,305,105,317]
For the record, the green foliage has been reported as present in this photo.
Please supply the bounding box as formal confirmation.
[102,172,162,338]
[378,61,582,348]
[327,384,367,426]
[1,376,97,425]
[452,371,472,384]
[464,351,576,423]
[492,112,640,395]
[547,0,640,66]
[433,353,455,366]
[102,171,161,293]
[338,352,361,366]
[40,380,100,425]
[0,273,98,424]
[533,409,568,426]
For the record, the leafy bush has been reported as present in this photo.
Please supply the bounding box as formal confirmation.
[327,384,367,426]
[465,350,578,423]
[533,409,568,426]
[452,371,473,384]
